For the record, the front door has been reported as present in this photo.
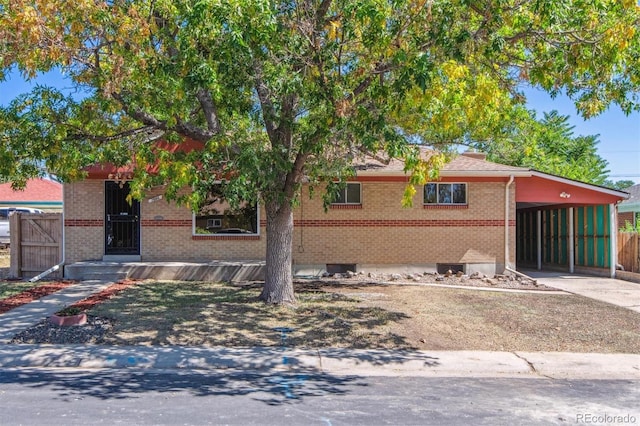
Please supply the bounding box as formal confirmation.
[105,181,140,255]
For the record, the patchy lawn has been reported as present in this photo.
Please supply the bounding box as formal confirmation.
[0,281,45,300]
[87,280,640,353]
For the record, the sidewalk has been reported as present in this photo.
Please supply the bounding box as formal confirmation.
[0,344,638,380]
[0,278,638,379]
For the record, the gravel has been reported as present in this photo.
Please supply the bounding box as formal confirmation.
[11,315,115,344]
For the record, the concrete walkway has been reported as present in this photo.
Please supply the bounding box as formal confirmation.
[0,276,638,379]
[525,270,640,313]
[0,280,114,343]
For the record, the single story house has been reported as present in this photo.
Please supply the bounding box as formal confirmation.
[618,183,640,229]
[60,150,629,280]
[0,177,63,213]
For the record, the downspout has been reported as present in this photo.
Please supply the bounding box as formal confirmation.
[29,185,65,282]
[609,203,616,278]
[503,175,515,273]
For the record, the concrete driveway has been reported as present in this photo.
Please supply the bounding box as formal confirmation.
[525,270,640,313]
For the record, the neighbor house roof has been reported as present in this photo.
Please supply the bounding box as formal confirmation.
[619,184,640,213]
[0,178,63,210]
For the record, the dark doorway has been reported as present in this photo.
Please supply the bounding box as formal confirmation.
[105,181,140,255]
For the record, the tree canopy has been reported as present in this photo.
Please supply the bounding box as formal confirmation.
[1,0,639,303]
[469,109,611,185]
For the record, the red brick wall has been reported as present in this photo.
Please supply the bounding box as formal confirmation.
[618,212,636,229]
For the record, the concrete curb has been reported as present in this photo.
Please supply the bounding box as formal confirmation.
[0,345,638,379]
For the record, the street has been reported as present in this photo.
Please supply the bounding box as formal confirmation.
[0,368,638,425]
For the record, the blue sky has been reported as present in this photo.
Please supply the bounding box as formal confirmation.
[524,87,640,185]
[1,68,639,185]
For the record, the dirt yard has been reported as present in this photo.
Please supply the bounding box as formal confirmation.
[75,279,640,353]
[3,254,639,353]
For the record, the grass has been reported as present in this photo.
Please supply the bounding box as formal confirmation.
[88,280,640,353]
[0,281,48,300]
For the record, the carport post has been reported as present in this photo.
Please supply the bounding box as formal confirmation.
[536,210,542,270]
[568,207,574,273]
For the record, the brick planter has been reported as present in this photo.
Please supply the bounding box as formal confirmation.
[49,312,87,326]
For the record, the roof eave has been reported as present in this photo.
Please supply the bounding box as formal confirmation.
[530,170,630,199]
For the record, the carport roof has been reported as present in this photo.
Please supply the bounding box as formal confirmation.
[516,171,629,208]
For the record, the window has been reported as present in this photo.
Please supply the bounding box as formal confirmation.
[424,183,467,205]
[332,182,361,205]
[193,188,259,236]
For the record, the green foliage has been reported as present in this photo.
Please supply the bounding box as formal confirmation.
[620,218,640,234]
[472,109,611,185]
[604,180,636,191]
[1,1,640,298]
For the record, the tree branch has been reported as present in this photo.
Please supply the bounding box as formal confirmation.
[196,88,221,134]
[252,59,278,142]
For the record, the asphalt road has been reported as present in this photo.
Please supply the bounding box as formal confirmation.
[0,368,638,425]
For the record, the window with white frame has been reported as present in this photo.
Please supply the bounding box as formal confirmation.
[332,182,361,205]
[423,183,467,205]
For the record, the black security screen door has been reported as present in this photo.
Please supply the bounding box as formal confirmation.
[105,181,140,255]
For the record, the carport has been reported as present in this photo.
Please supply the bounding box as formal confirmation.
[515,171,628,277]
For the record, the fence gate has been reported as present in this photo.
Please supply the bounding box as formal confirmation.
[9,213,63,279]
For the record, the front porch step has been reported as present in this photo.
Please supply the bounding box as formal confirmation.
[64,261,265,282]
[81,271,130,282]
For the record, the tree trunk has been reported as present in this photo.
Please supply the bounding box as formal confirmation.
[259,199,296,304]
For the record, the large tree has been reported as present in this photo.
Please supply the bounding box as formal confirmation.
[470,109,611,185]
[1,0,639,304]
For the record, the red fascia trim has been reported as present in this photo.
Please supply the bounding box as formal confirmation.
[352,176,509,183]
[294,219,515,227]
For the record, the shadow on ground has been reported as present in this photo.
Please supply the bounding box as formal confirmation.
[0,367,367,406]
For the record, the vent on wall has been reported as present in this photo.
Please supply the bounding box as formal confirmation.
[437,263,464,274]
[326,264,357,274]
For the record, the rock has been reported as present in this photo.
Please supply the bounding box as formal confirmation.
[333,273,343,279]
[322,271,330,277]
[445,269,453,277]
[411,274,422,282]
[455,271,464,277]
[470,272,483,279]
[368,272,377,279]
[346,270,356,278]
[435,275,444,281]
[390,273,402,281]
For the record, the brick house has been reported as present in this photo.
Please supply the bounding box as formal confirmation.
[62,151,628,279]
[618,184,640,229]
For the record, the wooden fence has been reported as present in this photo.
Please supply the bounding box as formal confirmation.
[9,213,63,279]
[617,232,639,273]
